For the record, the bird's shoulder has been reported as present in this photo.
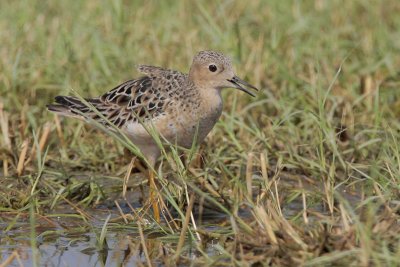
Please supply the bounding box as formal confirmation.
[99,66,187,107]
[136,65,188,87]
[86,66,188,127]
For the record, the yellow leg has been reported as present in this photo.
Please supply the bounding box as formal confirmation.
[122,157,136,199]
[149,170,160,223]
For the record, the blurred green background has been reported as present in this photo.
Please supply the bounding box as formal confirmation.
[1,1,400,265]
[1,0,399,110]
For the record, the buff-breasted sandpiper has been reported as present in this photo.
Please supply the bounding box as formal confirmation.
[47,50,258,221]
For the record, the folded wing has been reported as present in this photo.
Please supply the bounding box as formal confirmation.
[47,76,167,128]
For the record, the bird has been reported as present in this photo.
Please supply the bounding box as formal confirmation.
[47,50,258,221]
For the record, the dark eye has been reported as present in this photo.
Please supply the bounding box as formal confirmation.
[208,64,217,72]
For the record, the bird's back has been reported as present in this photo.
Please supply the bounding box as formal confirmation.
[47,66,191,128]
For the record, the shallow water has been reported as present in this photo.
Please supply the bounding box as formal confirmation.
[0,173,361,266]
[0,212,223,267]
[0,201,221,266]
[0,230,148,267]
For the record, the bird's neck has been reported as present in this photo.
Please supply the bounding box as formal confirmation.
[198,86,223,115]
[187,74,223,113]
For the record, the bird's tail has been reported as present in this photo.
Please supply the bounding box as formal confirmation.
[47,96,100,119]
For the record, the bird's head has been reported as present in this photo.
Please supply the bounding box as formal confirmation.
[189,50,258,97]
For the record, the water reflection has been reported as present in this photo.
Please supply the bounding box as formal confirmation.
[0,232,156,267]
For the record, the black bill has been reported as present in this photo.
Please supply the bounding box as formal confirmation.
[228,76,259,97]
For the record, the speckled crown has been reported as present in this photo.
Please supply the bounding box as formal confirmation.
[193,50,232,65]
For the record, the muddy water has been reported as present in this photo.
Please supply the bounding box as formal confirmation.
[0,231,145,266]
[0,202,301,266]
[0,210,221,267]
[0,173,361,266]
[0,194,222,266]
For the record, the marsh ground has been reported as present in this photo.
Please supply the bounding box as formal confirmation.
[1,1,400,266]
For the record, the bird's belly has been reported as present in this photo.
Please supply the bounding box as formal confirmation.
[124,121,159,149]
[124,104,222,150]
[165,106,222,148]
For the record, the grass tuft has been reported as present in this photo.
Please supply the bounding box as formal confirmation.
[1,0,400,266]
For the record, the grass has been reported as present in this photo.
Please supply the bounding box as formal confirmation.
[1,0,400,266]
